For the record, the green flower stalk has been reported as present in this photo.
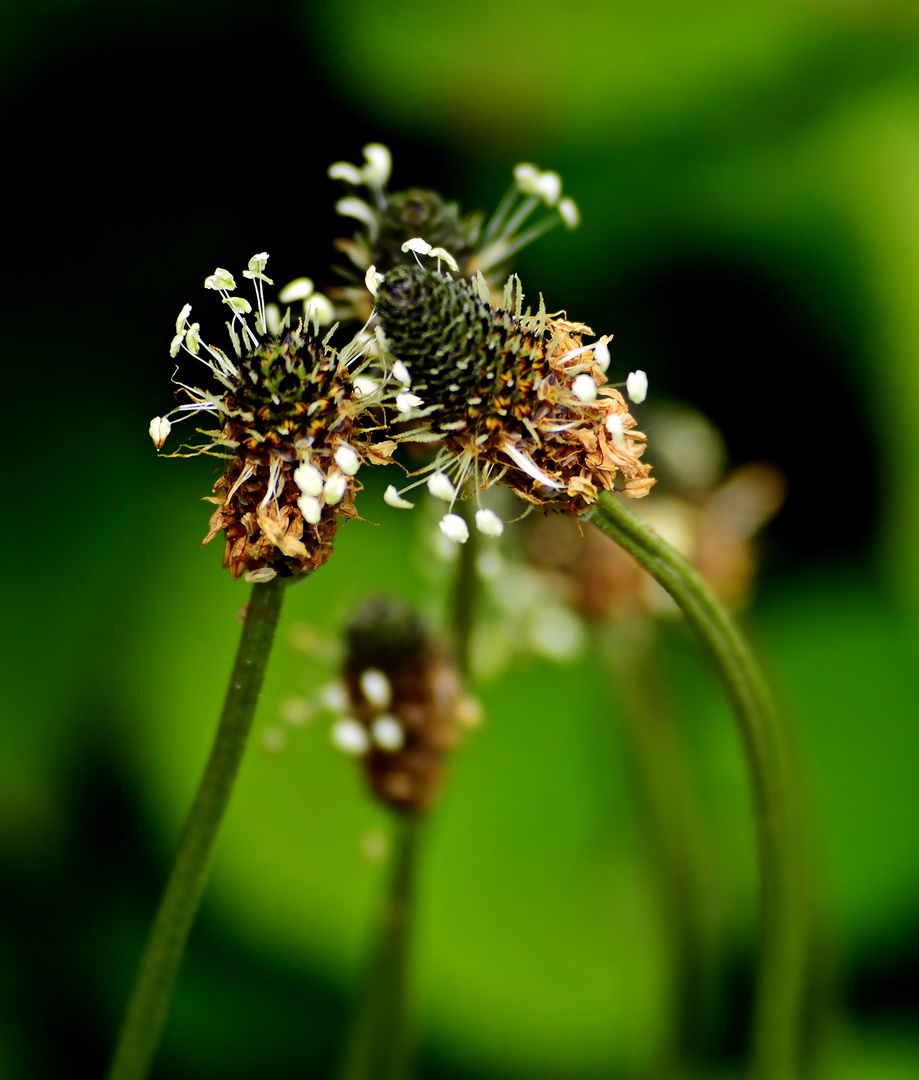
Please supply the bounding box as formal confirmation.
[586,493,807,1080]
[108,576,288,1080]
[110,254,402,1079]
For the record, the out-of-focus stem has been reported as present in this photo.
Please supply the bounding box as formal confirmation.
[586,493,807,1080]
[339,814,423,1080]
[108,576,288,1080]
[597,623,715,1073]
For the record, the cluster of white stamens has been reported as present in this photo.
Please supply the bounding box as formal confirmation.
[149,253,353,457]
[328,666,407,757]
[329,143,393,228]
[290,443,360,525]
[474,163,580,273]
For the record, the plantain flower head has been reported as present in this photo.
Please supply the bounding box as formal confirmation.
[149,254,396,581]
[370,255,654,543]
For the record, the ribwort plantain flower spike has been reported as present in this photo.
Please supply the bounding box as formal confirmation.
[149,253,397,582]
[370,247,654,542]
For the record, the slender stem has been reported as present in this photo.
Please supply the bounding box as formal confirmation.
[108,575,288,1080]
[449,500,479,676]
[585,493,807,1080]
[339,814,423,1080]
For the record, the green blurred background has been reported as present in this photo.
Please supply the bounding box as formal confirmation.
[3,1,919,1076]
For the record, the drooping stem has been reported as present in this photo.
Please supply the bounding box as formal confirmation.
[585,493,807,1080]
[339,814,423,1080]
[108,575,288,1080]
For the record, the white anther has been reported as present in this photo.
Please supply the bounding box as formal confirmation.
[304,293,334,325]
[328,162,364,185]
[280,697,313,726]
[354,376,379,398]
[365,265,384,297]
[384,485,415,510]
[572,373,598,403]
[362,143,392,187]
[243,252,273,284]
[558,197,580,228]
[513,163,540,192]
[169,331,183,357]
[149,416,171,449]
[401,237,431,256]
[265,303,280,336]
[533,170,562,206]
[204,267,236,291]
[626,370,648,404]
[245,567,278,583]
[297,494,323,524]
[360,668,392,709]
[396,391,423,413]
[593,340,610,373]
[331,719,369,756]
[278,277,313,303]
[223,296,252,315]
[320,682,349,712]
[428,247,459,272]
[175,303,192,332]
[323,472,348,505]
[185,323,201,354]
[427,472,456,501]
[391,359,411,386]
[334,444,361,476]
[336,196,378,231]
[475,508,505,537]
[294,461,324,496]
[605,413,625,444]
[372,715,405,751]
[439,513,470,545]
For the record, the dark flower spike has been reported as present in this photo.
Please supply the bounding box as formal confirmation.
[368,251,654,543]
[335,595,470,814]
[149,254,397,581]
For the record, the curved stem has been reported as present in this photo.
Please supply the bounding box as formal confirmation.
[108,575,288,1080]
[585,493,807,1080]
